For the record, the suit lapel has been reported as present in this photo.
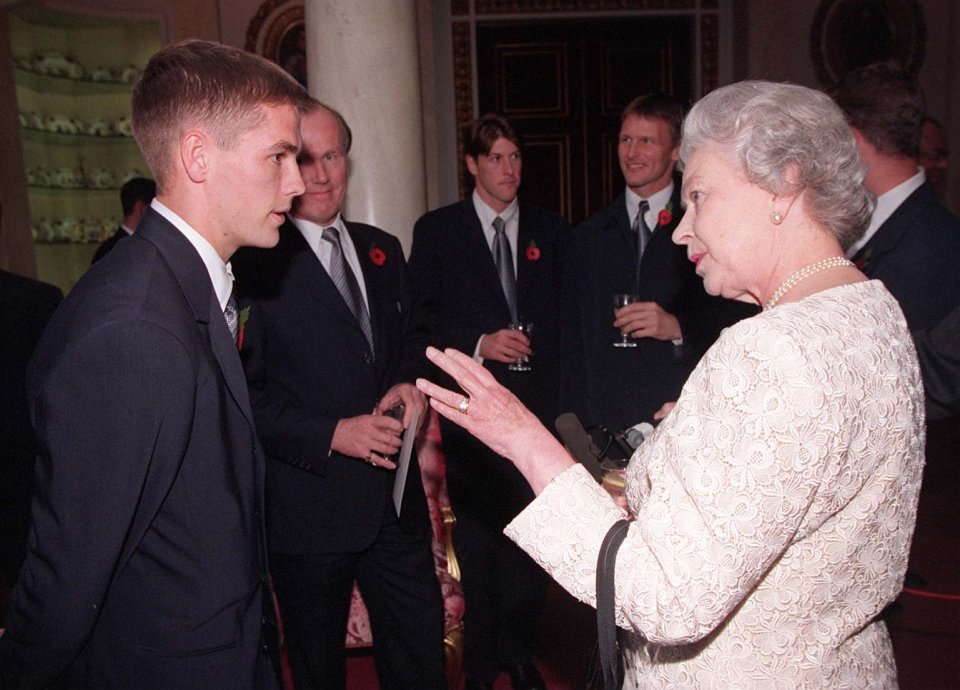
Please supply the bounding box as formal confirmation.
[856,182,936,271]
[347,222,389,360]
[465,200,513,320]
[137,210,256,429]
[281,222,373,358]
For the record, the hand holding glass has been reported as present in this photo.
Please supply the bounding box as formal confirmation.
[508,320,533,371]
[612,294,639,348]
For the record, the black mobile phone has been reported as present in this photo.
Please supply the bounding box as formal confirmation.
[384,403,405,422]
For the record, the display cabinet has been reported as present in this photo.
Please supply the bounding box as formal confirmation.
[9,3,160,291]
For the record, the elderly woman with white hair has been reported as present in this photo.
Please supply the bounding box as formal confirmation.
[417,80,924,688]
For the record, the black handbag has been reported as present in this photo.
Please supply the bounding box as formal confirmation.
[584,518,632,690]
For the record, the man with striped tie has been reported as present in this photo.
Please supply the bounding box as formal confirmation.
[233,99,445,690]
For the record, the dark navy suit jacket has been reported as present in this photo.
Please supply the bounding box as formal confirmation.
[560,186,757,431]
[234,219,430,555]
[408,198,569,524]
[852,181,960,331]
[0,209,273,689]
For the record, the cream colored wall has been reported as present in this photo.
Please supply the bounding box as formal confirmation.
[741,0,960,212]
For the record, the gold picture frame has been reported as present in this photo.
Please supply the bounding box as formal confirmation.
[245,0,306,86]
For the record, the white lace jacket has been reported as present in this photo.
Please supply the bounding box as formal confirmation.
[506,281,924,689]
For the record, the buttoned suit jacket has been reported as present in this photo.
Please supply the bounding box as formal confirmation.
[561,186,758,431]
[408,198,568,524]
[0,209,273,689]
[234,219,430,555]
[90,226,128,265]
[852,181,960,331]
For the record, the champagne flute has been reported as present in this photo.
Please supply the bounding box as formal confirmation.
[612,294,638,348]
[508,320,533,371]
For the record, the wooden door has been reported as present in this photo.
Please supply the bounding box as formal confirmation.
[475,16,694,224]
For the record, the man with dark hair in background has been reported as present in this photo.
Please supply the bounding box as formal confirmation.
[91,176,157,264]
[561,93,756,434]
[0,39,308,689]
[833,63,960,331]
[409,114,569,690]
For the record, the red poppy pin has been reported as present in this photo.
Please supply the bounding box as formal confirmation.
[658,205,673,227]
[237,306,250,351]
[369,245,387,266]
[525,240,541,261]
[853,248,871,272]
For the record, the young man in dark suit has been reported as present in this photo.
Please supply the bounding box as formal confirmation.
[561,94,756,433]
[90,176,156,264]
[833,63,960,331]
[234,101,445,690]
[408,114,569,690]
[0,40,308,689]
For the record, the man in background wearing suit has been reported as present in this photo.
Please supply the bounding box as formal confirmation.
[234,100,445,690]
[833,63,960,331]
[0,40,307,689]
[408,114,569,690]
[90,176,156,264]
[834,63,960,631]
[0,259,61,615]
[561,94,756,433]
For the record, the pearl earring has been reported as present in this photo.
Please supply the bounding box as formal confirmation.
[771,212,784,225]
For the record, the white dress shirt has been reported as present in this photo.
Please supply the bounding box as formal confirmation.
[151,199,234,312]
[625,181,674,234]
[290,213,370,309]
[472,192,521,360]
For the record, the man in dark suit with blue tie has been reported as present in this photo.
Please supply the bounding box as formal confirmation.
[234,100,445,690]
[0,40,308,689]
[561,94,756,433]
[408,114,569,690]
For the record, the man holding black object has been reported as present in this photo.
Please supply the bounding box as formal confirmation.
[234,100,444,690]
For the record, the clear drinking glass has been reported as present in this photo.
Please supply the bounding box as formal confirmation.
[508,320,533,372]
[612,294,639,348]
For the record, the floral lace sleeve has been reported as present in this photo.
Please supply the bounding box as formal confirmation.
[506,284,923,662]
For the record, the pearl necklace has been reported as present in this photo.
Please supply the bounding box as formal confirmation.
[765,257,853,310]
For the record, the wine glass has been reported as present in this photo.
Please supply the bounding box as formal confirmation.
[612,294,638,348]
[508,320,533,371]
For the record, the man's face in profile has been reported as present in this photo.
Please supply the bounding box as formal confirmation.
[292,109,348,227]
[208,103,304,255]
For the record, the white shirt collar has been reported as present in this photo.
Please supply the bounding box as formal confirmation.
[625,181,674,229]
[847,168,925,257]
[472,191,519,232]
[290,212,347,256]
[151,199,234,311]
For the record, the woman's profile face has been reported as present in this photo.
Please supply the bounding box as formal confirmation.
[673,142,771,304]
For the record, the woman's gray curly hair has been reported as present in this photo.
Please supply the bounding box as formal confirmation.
[681,81,875,251]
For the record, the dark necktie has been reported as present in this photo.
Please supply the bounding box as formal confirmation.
[633,200,651,290]
[224,285,239,345]
[492,216,518,322]
[322,226,374,353]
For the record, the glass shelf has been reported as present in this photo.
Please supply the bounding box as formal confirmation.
[15,67,134,95]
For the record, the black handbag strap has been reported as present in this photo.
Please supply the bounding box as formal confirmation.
[596,518,631,690]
